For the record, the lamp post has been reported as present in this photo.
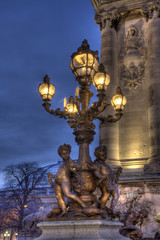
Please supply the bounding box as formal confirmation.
[39,39,126,201]
[3,231,10,240]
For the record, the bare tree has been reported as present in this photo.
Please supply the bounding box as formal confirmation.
[1,161,55,238]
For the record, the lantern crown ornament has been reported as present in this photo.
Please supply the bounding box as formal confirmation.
[70,39,99,85]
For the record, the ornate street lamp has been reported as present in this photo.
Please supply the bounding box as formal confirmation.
[93,63,110,92]
[70,39,99,85]
[38,39,126,198]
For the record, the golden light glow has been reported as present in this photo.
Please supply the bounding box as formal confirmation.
[24,205,27,208]
[111,88,127,111]
[64,97,67,108]
[39,82,55,101]
[124,165,144,169]
[75,86,80,97]
[69,41,99,80]
[93,72,110,91]
[65,103,78,114]
[73,53,87,67]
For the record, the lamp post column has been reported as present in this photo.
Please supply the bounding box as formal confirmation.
[146,9,160,171]
[74,85,95,167]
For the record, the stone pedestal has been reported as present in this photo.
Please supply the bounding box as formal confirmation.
[35,220,126,240]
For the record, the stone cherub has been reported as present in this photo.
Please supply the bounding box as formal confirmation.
[119,199,148,240]
[88,145,122,215]
[48,144,86,216]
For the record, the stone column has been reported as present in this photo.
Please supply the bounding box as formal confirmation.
[97,14,120,165]
[146,9,160,171]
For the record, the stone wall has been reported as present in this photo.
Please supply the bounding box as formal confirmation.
[91,0,160,173]
[90,0,160,235]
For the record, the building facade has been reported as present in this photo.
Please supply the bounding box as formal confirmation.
[90,0,160,237]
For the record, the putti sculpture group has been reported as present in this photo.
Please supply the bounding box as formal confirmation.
[38,40,154,239]
[39,40,126,219]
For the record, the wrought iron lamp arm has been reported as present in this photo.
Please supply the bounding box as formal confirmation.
[67,113,80,129]
[96,111,123,123]
[96,101,110,115]
[89,92,106,113]
[43,102,67,119]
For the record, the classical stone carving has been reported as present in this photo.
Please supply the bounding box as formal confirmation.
[94,10,121,30]
[123,26,145,56]
[121,62,145,90]
[120,24,146,90]
[142,1,160,20]
[94,13,106,31]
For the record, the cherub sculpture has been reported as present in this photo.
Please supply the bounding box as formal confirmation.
[88,145,122,214]
[119,200,148,240]
[48,144,86,216]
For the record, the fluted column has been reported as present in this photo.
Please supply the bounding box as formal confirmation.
[146,10,160,171]
[99,19,120,165]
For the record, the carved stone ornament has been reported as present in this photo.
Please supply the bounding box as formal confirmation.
[122,26,146,57]
[121,62,145,90]
[94,10,121,30]
[141,1,160,20]
[120,24,146,90]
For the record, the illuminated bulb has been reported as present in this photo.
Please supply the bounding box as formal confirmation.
[93,64,110,91]
[111,87,127,111]
[64,97,67,108]
[38,75,55,101]
[75,86,79,97]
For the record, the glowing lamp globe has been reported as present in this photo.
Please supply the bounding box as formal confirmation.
[111,87,127,111]
[93,63,110,91]
[70,40,99,83]
[38,75,55,101]
[65,103,78,114]
[64,96,78,114]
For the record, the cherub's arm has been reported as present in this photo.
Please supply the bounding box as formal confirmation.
[87,161,108,183]
[48,172,55,187]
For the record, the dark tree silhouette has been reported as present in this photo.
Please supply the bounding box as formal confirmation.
[1,161,54,238]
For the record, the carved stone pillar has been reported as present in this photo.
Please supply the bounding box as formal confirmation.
[96,14,120,165]
[91,0,152,171]
[145,7,160,172]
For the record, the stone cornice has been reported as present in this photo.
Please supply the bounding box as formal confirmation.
[91,0,160,13]
[91,0,160,30]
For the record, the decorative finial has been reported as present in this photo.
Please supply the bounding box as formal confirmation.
[43,75,50,84]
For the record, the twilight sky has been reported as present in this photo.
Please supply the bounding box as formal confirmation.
[0,0,101,187]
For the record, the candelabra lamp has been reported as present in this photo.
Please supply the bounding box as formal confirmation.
[38,40,127,211]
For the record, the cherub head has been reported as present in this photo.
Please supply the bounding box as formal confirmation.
[58,144,71,161]
[94,145,107,162]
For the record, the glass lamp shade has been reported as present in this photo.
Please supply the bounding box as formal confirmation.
[93,72,110,91]
[38,75,55,101]
[70,40,99,81]
[111,87,127,111]
[65,103,78,114]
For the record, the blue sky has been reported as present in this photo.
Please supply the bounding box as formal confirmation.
[0,0,101,187]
